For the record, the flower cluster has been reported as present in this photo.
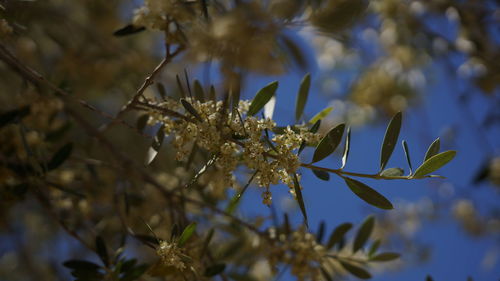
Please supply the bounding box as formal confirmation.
[145,97,321,205]
[156,240,188,271]
[267,227,327,281]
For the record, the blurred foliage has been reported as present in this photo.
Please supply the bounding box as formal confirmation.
[0,0,498,280]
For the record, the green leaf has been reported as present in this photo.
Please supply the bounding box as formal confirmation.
[63,260,101,271]
[344,177,393,210]
[326,223,352,249]
[264,96,276,119]
[413,150,456,178]
[209,85,216,101]
[145,126,165,165]
[320,266,333,281]
[312,123,345,163]
[177,222,197,247]
[370,252,400,262]
[292,173,308,227]
[156,83,167,100]
[298,120,321,155]
[113,24,145,36]
[312,169,330,181]
[48,143,73,170]
[368,239,381,257]
[426,275,435,281]
[353,216,375,253]
[120,264,148,281]
[226,171,257,214]
[317,221,326,243]
[180,99,203,122]
[380,112,402,171]
[295,73,311,121]
[341,127,351,169]
[136,114,149,133]
[380,168,404,177]
[95,236,109,267]
[308,106,333,125]
[402,140,413,175]
[424,138,441,161]
[339,261,372,279]
[201,228,214,258]
[0,106,30,128]
[193,79,205,102]
[204,263,226,277]
[247,81,278,116]
[176,74,186,98]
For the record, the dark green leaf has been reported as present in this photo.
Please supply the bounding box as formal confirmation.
[344,177,393,210]
[370,252,400,262]
[133,234,159,248]
[95,236,109,267]
[368,239,381,257]
[326,223,352,249]
[178,222,197,247]
[171,223,179,240]
[353,216,375,253]
[136,114,149,133]
[145,126,165,165]
[341,127,351,169]
[180,99,203,122]
[121,264,149,281]
[309,106,333,125]
[413,150,456,178]
[292,173,308,227]
[226,171,256,214]
[320,266,333,281]
[298,120,321,155]
[176,74,186,98]
[339,261,372,279]
[426,275,434,281]
[312,169,330,181]
[380,112,402,171]
[247,81,279,116]
[317,221,326,243]
[424,138,441,161]
[0,106,30,128]
[283,213,291,235]
[402,140,413,175]
[63,260,101,271]
[312,123,345,163]
[201,228,214,257]
[209,85,216,101]
[119,259,137,273]
[204,263,226,277]
[380,168,404,177]
[295,73,311,121]
[113,24,145,36]
[156,83,167,100]
[311,0,369,34]
[48,143,73,170]
[193,79,205,102]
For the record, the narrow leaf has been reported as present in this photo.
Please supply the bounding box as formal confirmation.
[264,96,276,119]
[0,106,30,128]
[201,228,214,257]
[353,216,375,253]
[295,73,311,121]
[380,168,404,177]
[341,127,351,169]
[156,83,167,100]
[368,239,381,257]
[426,275,434,281]
[298,120,321,155]
[312,123,345,163]
[339,261,372,279]
[48,143,73,170]
[204,263,226,277]
[178,222,197,247]
[95,236,109,267]
[247,81,279,116]
[380,112,402,171]
[370,252,400,262]
[309,106,333,125]
[176,74,186,98]
[113,24,145,36]
[424,138,441,161]
[145,126,165,165]
[317,221,326,243]
[413,150,456,178]
[226,171,257,214]
[193,80,205,102]
[136,114,149,133]
[312,169,330,181]
[292,173,308,227]
[209,85,216,101]
[63,260,101,270]
[344,177,393,210]
[402,140,413,175]
[180,99,203,122]
[326,223,352,249]
[320,266,333,281]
